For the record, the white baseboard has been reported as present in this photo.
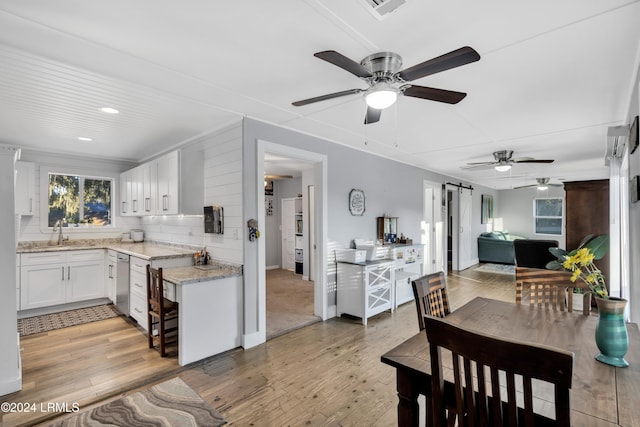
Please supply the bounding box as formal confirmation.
[266,265,280,270]
[326,304,337,320]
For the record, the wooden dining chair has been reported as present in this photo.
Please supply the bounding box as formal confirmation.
[425,315,574,427]
[515,267,592,316]
[146,265,178,357]
[411,271,451,330]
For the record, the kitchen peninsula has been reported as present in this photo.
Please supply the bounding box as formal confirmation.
[16,240,243,366]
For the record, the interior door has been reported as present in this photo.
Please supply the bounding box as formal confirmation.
[281,198,295,271]
[457,189,473,270]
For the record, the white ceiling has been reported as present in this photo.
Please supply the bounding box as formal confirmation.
[0,1,638,189]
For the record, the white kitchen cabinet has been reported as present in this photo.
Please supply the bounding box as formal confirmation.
[391,244,425,308]
[20,250,105,310]
[141,161,157,214]
[119,149,203,217]
[15,161,36,215]
[106,250,117,303]
[336,259,395,325]
[129,166,143,215]
[67,257,105,302]
[128,255,182,331]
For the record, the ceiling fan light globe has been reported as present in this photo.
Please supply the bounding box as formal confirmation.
[537,185,548,190]
[495,164,511,172]
[365,86,398,109]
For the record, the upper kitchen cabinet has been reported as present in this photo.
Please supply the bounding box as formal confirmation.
[120,149,203,216]
[15,161,36,215]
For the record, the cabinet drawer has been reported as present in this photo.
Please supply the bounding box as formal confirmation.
[163,281,176,302]
[21,252,66,266]
[66,249,105,262]
[129,291,148,331]
[130,256,148,274]
[130,269,147,297]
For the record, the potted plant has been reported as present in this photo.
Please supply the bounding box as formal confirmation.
[547,234,629,367]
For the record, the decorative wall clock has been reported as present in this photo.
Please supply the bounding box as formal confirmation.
[349,189,365,216]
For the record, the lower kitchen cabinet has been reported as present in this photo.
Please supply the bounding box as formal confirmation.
[20,250,105,311]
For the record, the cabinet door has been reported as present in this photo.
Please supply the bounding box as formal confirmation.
[129,166,143,215]
[141,161,157,214]
[66,259,106,302]
[156,151,179,214]
[119,170,131,216]
[21,264,66,310]
[15,161,35,215]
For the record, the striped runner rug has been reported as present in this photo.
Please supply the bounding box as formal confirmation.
[48,377,226,426]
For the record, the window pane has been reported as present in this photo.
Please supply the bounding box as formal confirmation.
[48,174,80,226]
[48,173,113,228]
[535,218,562,235]
[84,178,112,226]
[536,199,562,216]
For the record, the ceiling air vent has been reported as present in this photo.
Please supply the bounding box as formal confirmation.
[360,0,407,20]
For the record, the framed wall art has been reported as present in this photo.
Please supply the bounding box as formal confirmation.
[349,189,365,216]
[481,194,493,224]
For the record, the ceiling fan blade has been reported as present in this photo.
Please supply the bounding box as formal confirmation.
[398,46,480,82]
[314,50,373,78]
[513,159,555,164]
[460,163,497,170]
[292,88,363,106]
[403,85,467,104]
[364,106,381,124]
[513,184,537,189]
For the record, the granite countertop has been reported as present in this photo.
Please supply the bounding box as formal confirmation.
[17,239,194,260]
[162,263,243,286]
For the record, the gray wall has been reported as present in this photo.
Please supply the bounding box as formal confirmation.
[498,186,566,248]
[242,118,496,335]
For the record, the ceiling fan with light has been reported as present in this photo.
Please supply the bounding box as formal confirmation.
[463,150,554,172]
[291,46,480,124]
[514,177,563,190]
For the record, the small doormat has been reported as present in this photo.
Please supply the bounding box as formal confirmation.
[18,305,119,336]
[474,263,516,275]
[48,377,227,427]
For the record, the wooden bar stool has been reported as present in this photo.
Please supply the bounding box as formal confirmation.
[146,265,178,357]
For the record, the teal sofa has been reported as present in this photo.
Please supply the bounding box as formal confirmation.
[477,231,525,265]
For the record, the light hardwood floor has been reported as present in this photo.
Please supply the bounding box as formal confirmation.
[3,266,514,426]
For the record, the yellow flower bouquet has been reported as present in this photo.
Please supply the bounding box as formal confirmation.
[546,234,610,298]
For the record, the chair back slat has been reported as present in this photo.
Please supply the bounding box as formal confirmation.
[425,316,574,427]
[411,272,450,330]
[515,267,592,316]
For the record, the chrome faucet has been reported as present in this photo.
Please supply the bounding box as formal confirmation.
[53,219,68,245]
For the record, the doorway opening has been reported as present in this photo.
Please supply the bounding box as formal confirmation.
[262,150,324,339]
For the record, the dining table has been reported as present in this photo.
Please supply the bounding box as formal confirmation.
[381,297,640,426]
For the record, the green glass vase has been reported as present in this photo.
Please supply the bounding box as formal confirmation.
[594,297,629,367]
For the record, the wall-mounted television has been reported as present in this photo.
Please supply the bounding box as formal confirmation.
[630,115,639,154]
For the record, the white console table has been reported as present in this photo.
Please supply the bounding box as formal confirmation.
[336,259,395,325]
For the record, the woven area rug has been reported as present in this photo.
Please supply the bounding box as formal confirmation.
[18,305,119,336]
[49,377,226,427]
[474,263,516,275]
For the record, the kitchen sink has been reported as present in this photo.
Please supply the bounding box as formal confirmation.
[194,264,221,271]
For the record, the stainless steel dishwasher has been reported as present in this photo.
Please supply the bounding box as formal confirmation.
[115,253,130,315]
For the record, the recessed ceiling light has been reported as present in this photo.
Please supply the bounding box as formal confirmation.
[77,137,93,142]
[100,107,119,114]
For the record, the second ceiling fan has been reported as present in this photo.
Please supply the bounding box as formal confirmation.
[463,150,554,172]
[292,46,480,124]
